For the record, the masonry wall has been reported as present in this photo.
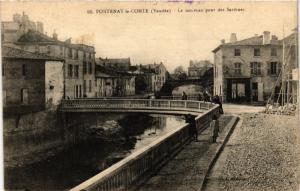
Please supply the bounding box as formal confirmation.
[3,58,46,110]
[214,45,282,102]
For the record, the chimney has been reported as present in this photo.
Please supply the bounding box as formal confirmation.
[221,39,225,44]
[230,33,237,43]
[271,35,278,40]
[52,30,58,40]
[263,31,271,44]
[37,22,44,34]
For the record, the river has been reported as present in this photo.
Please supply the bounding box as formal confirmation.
[5,113,185,191]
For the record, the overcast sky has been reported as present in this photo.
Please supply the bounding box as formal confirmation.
[0,1,297,72]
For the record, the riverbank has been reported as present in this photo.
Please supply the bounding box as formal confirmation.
[204,113,300,191]
[137,114,236,191]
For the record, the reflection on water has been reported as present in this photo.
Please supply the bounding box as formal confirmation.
[5,113,185,191]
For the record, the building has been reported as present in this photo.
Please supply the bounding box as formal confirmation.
[2,13,97,99]
[144,62,167,92]
[188,60,213,79]
[95,65,135,97]
[212,31,283,103]
[1,12,44,46]
[97,57,131,71]
[2,46,64,113]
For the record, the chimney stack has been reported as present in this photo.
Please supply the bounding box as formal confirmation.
[52,30,58,40]
[230,33,237,43]
[221,39,225,44]
[263,31,271,44]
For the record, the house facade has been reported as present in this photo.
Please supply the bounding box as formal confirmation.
[145,62,167,92]
[188,60,213,79]
[213,32,283,103]
[2,13,96,99]
[95,65,135,97]
[2,46,64,113]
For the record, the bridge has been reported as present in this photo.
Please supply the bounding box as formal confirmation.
[159,68,213,96]
[60,99,220,191]
[60,99,215,116]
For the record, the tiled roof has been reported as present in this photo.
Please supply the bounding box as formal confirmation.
[18,30,61,43]
[213,34,281,53]
[95,65,133,78]
[17,30,95,52]
[2,46,64,61]
[97,58,131,65]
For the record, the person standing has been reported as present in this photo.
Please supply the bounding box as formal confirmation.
[182,91,188,100]
[185,114,198,141]
[210,115,219,143]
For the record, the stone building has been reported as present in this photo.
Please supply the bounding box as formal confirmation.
[95,65,135,97]
[213,32,283,103]
[188,60,213,79]
[144,62,167,92]
[2,13,96,99]
[13,30,96,99]
[2,46,64,113]
[1,12,44,46]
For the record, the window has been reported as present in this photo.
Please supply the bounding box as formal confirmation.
[89,62,92,74]
[271,48,277,56]
[75,85,78,98]
[22,64,27,76]
[89,80,92,92]
[21,88,29,104]
[74,65,79,78]
[74,50,78,59]
[95,79,97,87]
[2,62,5,77]
[83,80,87,95]
[35,45,39,53]
[79,85,82,97]
[83,52,86,59]
[68,64,73,77]
[89,53,91,59]
[68,48,72,58]
[234,63,242,74]
[46,46,51,54]
[83,62,87,74]
[234,48,241,56]
[269,62,277,75]
[250,62,261,75]
[3,90,6,106]
[60,46,63,56]
[254,48,260,56]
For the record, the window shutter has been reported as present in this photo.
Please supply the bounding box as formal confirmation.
[277,62,282,75]
[267,61,271,75]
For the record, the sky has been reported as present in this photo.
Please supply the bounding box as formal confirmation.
[0,1,297,72]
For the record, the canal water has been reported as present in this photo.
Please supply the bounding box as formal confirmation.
[5,113,185,191]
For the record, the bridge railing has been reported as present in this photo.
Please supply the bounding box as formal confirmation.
[60,99,213,112]
[69,101,220,191]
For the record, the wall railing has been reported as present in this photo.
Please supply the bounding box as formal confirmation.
[67,99,220,191]
[60,99,214,113]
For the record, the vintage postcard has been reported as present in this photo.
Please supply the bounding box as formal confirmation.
[0,1,299,191]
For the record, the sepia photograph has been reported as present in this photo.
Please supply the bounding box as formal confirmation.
[0,1,299,191]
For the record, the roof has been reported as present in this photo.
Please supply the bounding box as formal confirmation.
[212,35,281,53]
[16,30,95,52]
[97,58,131,65]
[2,46,64,61]
[95,65,133,78]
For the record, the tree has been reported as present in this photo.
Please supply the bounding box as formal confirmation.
[173,66,187,80]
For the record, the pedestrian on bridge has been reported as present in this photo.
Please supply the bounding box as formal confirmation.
[182,91,188,100]
[210,115,219,143]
